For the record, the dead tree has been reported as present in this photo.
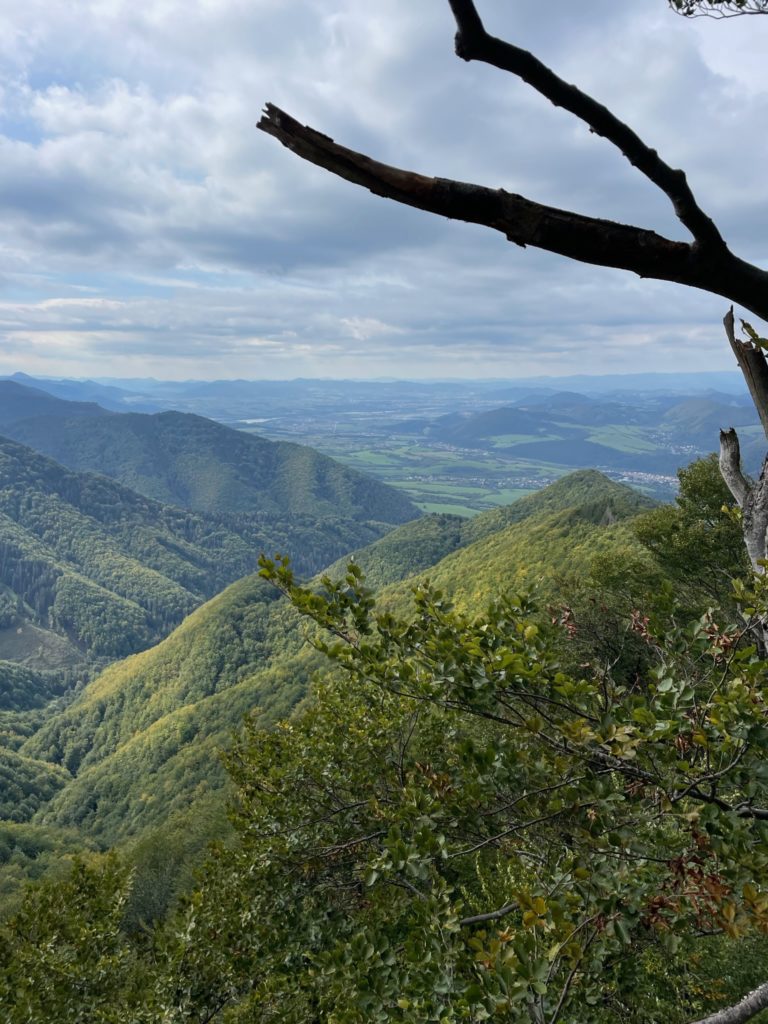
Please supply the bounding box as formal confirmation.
[259,10,768,1016]
[258,1,768,578]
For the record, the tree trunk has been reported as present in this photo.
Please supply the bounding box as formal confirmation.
[718,311,768,605]
[689,981,768,1024]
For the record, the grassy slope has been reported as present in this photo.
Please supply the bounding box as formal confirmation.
[23,471,655,846]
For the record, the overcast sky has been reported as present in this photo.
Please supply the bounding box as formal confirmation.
[0,0,766,380]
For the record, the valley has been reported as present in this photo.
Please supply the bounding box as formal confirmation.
[0,371,760,1022]
[215,379,758,510]
[3,469,657,852]
[5,370,758,514]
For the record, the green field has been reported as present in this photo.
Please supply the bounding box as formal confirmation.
[416,501,484,516]
[587,426,660,453]
[239,422,678,513]
[237,430,559,514]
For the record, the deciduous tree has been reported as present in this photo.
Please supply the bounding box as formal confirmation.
[242,557,768,1023]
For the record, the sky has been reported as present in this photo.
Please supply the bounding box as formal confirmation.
[0,0,767,381]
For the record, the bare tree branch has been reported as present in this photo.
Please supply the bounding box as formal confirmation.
[447,0,723,249]
[257,105,768,319]
[723,307,768,441]
[459,900,517,927]
[719,428,752,507]
[719,427,768,576]
[690,981,768,1024]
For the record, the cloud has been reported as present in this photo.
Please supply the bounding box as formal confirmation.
[0,0,767,378]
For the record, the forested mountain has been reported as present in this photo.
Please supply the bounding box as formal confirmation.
[16,470,656,849]
[0,374,158,413]
[0,381,108,427]
[0,382,419,521]
[322,470,655,587]
[2,460,756,1023]
[0,436,400,670]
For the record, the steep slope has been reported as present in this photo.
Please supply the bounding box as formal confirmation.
[23,471,656,845]
[24,574,312,839]
[0,436,394,667]
[322,513,468,589]
[0,381,107,426]
[465,468,654,535]
[2,387,418,522]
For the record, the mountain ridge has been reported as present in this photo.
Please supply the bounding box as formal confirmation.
[0,382,419,522]
[0,435,402,671]
[21,470,655,845]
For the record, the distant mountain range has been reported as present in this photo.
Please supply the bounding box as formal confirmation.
[4,371,764,491]
[0,381,419,521]
[2,369,752,421]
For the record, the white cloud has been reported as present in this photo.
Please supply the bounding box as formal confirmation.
[0,0,767,377]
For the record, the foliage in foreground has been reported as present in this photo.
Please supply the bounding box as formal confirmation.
[6,553,768,1022]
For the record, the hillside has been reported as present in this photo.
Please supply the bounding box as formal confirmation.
[0,381,108,427]
[322,513,468,589]
[19,471,656,846]
[0,374,158,413]
[461,468,656,543]
[373,390,759,487]
[0,436,396,670]
[659,397,760,443]
[1,383,419,522]
[322,470,654,586]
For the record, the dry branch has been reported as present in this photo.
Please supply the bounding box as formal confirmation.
[257,105,768,318]
[723,307,768,440]
[447,0,723,248]
[690,982,768,1024]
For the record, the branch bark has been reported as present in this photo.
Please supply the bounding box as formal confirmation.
[723,308,768,441]
[719,429,768,571]
[447,0,723,249]
[459,901,516,927]
[257,105,768,320]
[690,981,768,1024]
[719,427,751,508]
[257,0,768,318]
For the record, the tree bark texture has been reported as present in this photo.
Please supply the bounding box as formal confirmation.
[690,982,768,1024]
[257,4,768,319]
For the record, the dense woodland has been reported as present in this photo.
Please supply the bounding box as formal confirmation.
[0,381,419,521]
[0,420,414,673]
[3,440,765,1022]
